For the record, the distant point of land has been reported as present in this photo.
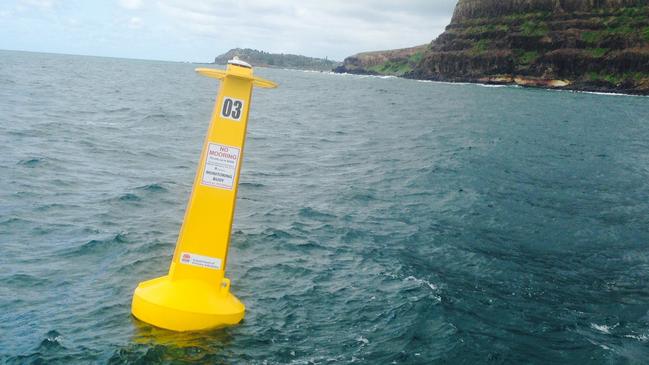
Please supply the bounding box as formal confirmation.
[214,48,341,71]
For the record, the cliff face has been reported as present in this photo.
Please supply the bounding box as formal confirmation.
[336,0,649,94]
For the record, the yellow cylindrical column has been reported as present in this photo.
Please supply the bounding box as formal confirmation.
[131,59,277,332]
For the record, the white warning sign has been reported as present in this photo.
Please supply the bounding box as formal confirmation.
[202,143,240,190]
[179,251,222,270]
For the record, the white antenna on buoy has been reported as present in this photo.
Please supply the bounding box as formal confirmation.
[228,56,252,68]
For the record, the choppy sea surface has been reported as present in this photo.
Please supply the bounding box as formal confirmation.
[2,50,649,364]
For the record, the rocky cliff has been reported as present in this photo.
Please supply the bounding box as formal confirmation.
[336,0,649,94]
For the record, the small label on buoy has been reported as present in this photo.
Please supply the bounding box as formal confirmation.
[179,252,222,270]
[202,143,240,190]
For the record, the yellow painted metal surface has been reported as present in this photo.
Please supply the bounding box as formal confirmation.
[131,61,277,332]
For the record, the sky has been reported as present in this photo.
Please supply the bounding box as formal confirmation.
[0,0,458,63]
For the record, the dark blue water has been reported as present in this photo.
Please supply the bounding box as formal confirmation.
[1,50,649,364]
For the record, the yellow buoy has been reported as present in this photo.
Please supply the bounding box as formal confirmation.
[131,58,277,332]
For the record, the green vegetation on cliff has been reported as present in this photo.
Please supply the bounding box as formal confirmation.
[366,51,425,75]
[214,48,340,71]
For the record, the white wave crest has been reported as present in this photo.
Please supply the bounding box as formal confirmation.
[404,275,438,290]
[590,322,619,334]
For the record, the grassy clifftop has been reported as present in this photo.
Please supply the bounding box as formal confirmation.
[332,45,427,76]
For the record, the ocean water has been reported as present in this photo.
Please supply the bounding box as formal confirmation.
[1,50,649,364]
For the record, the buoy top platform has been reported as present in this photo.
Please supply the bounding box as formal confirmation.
[195,58,277,89]
[131,59,276,332]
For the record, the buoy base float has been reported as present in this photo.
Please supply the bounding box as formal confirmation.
[132,271,244,331]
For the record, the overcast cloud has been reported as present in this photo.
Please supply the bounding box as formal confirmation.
[0,0,458,62]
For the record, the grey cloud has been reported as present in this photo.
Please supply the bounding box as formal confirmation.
[155,0,458,61]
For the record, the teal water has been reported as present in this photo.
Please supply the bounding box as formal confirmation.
[1,50,649,364]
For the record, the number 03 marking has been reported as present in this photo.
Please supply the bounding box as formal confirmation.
[221,97,244,121]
